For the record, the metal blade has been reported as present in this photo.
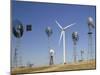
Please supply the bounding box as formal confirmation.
[64,23,76,30]
[59,31,63,45]
[55,20,63,29]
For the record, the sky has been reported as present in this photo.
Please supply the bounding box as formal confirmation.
[11,1,96,67]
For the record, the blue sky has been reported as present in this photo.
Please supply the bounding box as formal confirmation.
[11,1,96,67]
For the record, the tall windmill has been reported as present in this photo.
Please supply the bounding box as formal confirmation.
[87,17,95,61]
[12,19,24,68]
[72,32,79,63]
[55,20,76,64]
[45,27,53,65]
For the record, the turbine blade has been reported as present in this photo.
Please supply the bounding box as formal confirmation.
[59,31,63,45]
[55,20,63,29]
[64,23,76,30]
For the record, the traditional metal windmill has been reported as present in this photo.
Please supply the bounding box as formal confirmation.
[72,32,79,63]
[45,26,53,65]
[80,50,84,61]
[87,17,95,61]
[49,49,55,65]
[12,19,24,68]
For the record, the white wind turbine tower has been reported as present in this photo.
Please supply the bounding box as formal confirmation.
[55,20,76,64]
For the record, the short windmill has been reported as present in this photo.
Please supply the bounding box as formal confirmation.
[55,20,76,64]
[80,50,84,61]
[49,49,55,65]
[72,32,79,63]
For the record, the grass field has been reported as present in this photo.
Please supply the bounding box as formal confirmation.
[11,60,96,75]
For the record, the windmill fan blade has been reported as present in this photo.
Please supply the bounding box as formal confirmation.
[59,31,63,45]
[13,19,24,38]
[92,24,95,28]
[64,23,76,30]
[55,20,63,29]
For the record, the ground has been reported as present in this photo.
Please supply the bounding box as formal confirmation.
[11,60,96,75]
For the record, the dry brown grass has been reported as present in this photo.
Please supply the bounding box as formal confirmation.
[11,60,96,75]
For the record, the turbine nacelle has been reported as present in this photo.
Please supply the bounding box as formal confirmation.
[61,28,65,31]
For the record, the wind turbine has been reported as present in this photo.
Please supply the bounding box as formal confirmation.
[55,20,76,64]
